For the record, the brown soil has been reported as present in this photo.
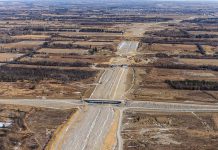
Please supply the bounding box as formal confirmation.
[128,67,218,103]
[122,110,218,150]
[0,104,76,150]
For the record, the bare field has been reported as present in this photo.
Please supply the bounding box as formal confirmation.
[130,87,218,103]
[74,41,114,46]
[50,41,75,45]
[38,48,89,54]
[11,35,50,40]
[20,53,111,64]
[122,110,218,150]
[179,58,218,66]
[125,23,165,37]
[0,80,93,99]
[140,43,198,55]
[128,68,218,103]
[0,41,45,50]
[0,104,76,150]
[188,31,218,35]
[202,45,218,55]
[58,32,123,37]
[0,53,24,62]
[0,64,98,99]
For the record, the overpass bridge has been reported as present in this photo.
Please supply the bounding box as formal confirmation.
[83,99,124,105]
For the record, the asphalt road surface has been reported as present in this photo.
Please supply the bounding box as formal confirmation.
[90,67,128,100]
[61,106,115,150]
[90,41,138,100]
[1,39,218,150]
[53,41,139,150]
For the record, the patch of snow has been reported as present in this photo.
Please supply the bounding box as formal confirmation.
[0,121,12,128]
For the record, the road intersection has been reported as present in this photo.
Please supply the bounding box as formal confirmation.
[1,40,218,150]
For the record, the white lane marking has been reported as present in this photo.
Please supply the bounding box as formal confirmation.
[81,109,101,150]
[103,69,115,87]
[108,69,122,98]
[102,69,113,84]
[93,108,113,147]
[127,42,132,53]
[101,70,116,99]
[112,68,126,99]
[71,109,97,150]
[118,42,125,50]
[90,70,106,98]
[67,108,93,149]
